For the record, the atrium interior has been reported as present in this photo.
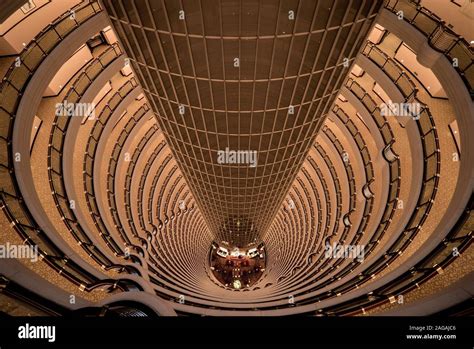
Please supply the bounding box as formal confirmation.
[0,0,472,317]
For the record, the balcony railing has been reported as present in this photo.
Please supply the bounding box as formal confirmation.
[0,0,137,292]
[47,43,141,276]
[287,75,438,307]
[362,42,417,101]
[331,105,394,259]
[83,78,144,263]
[1,1,102,102]
[323,193,473,316]
[344,76,439,273]
[384,0,473,98]
[136,140,168,232]
[108,104,151,245]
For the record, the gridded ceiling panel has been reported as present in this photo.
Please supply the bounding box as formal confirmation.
[103,0,383,247]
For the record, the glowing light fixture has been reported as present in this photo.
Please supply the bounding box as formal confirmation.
[233,280,242,290]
